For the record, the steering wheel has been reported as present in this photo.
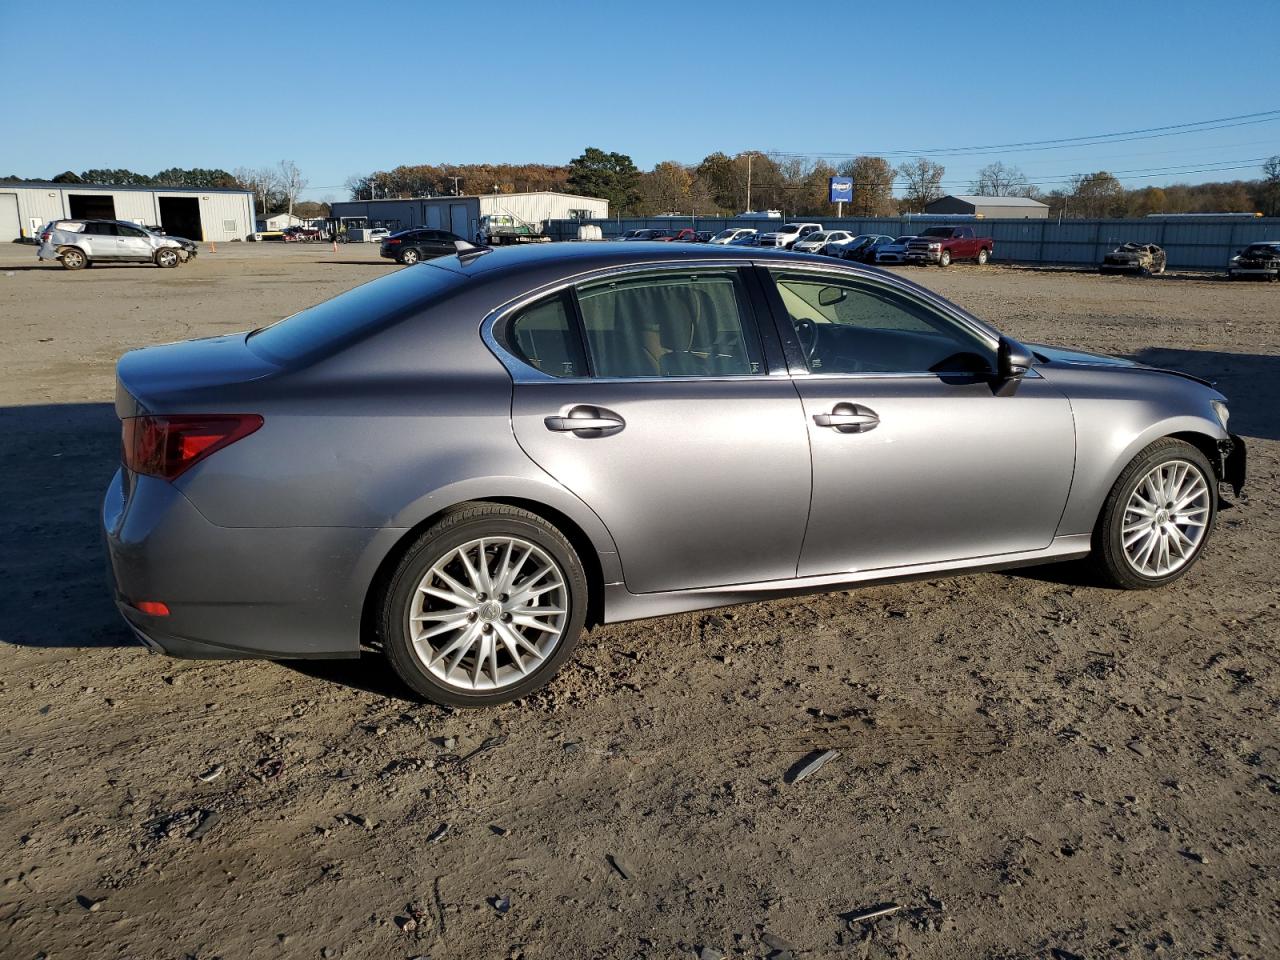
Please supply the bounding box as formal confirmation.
[794,318,819,361]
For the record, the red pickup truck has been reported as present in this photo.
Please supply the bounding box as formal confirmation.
[904,226,993,267]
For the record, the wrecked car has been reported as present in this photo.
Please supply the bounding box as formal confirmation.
[1100,242,1167,276]
[1227,241,1280,281]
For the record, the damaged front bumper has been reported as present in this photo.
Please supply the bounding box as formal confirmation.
[1216,434,1247,497]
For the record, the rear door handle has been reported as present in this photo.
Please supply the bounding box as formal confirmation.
[544,405,625,435]
[813,402,879,433]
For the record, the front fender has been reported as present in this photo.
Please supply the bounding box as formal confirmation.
[1057,411,1228,536]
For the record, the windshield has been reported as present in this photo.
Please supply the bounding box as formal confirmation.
[778,225,800,235]
[247,263,469,365]
[919,228,953,237]
[804,233,829,243]
[710,230,734,241]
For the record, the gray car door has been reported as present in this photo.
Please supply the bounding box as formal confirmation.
[763,268,1075,577]
[507,268,811,594]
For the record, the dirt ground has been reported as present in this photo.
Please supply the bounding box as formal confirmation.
[1,243,1276,960]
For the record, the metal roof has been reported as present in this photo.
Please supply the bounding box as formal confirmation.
[343,190,606,206]
[0,180,251,194]
[941,195,1048,207]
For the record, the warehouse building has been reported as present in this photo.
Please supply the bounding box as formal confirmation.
[0,182,257,242]
[329,191,608,240]
[924,194,1049,219]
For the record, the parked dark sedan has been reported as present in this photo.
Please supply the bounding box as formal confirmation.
[104,242,1244,706]
[838,234,897,263]
[380,228,467,264]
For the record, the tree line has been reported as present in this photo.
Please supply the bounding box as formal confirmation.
[8,153,1280,220]
[346,150,1280,219]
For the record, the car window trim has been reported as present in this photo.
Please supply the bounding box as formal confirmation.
[483,260,782,384]
[752,263,1002,378]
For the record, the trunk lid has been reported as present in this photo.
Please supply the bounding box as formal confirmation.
[115,333,280,418]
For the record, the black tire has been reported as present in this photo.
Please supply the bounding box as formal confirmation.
[1089,438,1217,590]
[977,248,989,265]
[155,248,180,268]
[60,247,87,270]
[398,247,420,265]
[378,502,589,706]
[938,249,952,267]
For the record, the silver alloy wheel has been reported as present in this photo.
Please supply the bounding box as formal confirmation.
[402,249,418,264]
[408,536,568,691]
[157,249,178,267]
[1121,459,1211,577]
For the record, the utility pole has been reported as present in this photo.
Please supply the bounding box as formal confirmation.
[449,177,462,196]
[746,153,753,214]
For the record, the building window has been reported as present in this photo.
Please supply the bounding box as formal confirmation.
[223,220,236,232]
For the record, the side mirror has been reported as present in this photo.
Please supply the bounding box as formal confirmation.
[998,337,1034,381]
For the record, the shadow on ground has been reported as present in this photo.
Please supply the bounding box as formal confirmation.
[1129,347,1280,441]
[0,403,134,648]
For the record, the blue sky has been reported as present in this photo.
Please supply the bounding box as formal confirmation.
[2,1,1277,201]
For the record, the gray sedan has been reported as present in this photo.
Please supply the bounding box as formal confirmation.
[103,242,1246,705]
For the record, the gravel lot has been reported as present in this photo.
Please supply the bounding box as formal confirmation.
[1,243,1276,960]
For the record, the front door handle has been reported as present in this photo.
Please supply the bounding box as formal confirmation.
[813,402,879,433]
[544,405,625,435]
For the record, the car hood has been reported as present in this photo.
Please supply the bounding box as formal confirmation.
[1029,343,1213,387]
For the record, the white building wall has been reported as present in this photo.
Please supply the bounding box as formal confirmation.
[0,184,255,241]
[479,192,608,223]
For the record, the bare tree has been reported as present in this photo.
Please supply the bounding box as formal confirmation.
[235,166,283,216]
[278,160,307,217]
[971,161,1031,197]
[896,157,945,211]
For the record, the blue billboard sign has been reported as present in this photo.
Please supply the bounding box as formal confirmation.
[829,176,854,204]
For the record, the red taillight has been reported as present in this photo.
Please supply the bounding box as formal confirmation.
[40,231,51,242]
[122,414,263,481]
[135,601,170,617]
[385,238,401,245]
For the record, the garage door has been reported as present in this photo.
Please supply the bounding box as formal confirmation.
[0,193,19,242]
[450,203,468,238]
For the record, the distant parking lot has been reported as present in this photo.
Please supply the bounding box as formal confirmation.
[1,242,1277,959]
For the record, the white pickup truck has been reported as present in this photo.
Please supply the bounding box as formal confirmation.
[757,222,823,249]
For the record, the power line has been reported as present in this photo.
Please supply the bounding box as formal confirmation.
[766,110,1280,159]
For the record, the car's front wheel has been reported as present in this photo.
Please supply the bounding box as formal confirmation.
[155,248,180,268]
[379,503,589,706]
[938,249,952,267]
[1091,438,1217,589]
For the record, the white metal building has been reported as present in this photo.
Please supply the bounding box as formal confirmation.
[329,191,608,240]
[0,182,257,242]
[257,212,306,231]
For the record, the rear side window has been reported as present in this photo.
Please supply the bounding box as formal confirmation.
[576,270,763,378]
[248,263,468,365]
[505,293,587,378]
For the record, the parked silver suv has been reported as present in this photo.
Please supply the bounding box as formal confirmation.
[38,219,189,270]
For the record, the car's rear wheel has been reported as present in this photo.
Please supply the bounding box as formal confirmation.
[60,248,87,270]
[155,248,180,268]
[977,248,989,265]
[938,249,952,267]
[379,503,589,706]
[399,247,420,265]
[1090,438,1216,589]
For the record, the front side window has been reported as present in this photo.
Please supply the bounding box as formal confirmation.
[504,293,587,378]
[118,224,147,238]
[772,273,994,376]
[576,271,763,378]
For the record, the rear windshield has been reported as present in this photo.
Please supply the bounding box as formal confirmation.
[247,263,468,365]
